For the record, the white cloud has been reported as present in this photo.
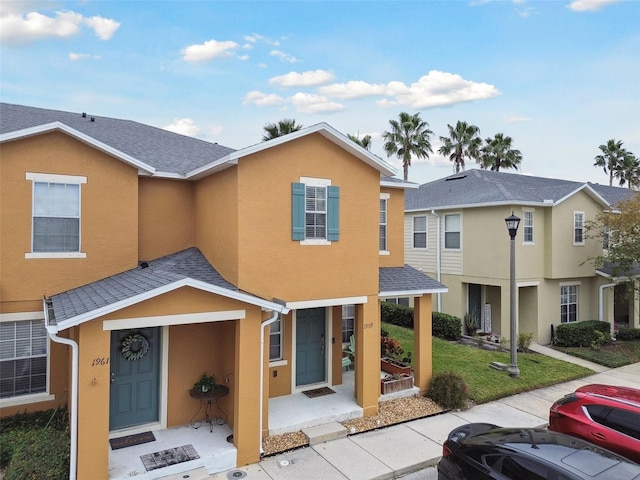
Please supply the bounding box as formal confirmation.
[243,90,285,107]
[181,39,239,63]
[270,49,299,63]
[270,70,335,87]
[244,33,280,46]
[568,0,620,11]
[69,52,101,61]
[319,80,387,99]
[0,8,120,44]
[505,115,531,123]
[163,118,199,136]
[238,54,249,61]
[84,15,120,40]
[290,93,345,114]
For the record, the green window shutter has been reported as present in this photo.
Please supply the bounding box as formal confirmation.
[327,185,340,241]
[291,182,305,240]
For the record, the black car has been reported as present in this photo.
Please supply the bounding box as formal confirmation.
[437,423,640,480]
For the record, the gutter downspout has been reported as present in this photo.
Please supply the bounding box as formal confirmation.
[432,210,442,312]
[259,310,280,456]
[44,301,78,480]
[599,282,616,336]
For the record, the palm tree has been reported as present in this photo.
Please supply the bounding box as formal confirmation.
[262,119,303,141]
[594,139,625,186]
[382,112,433,181]
[438,121,482,173]
[347,133,372,151]
[479,133,522,171]
[612,150,640,189]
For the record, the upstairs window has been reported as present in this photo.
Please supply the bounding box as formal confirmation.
[379,194,389,252]
[26,173,86,258]
[292,178,339,244]
[413,216,427,249]
[523,210,534,243]
[573,211,585,245]
[560,285,578,323]
[444,213,461,249]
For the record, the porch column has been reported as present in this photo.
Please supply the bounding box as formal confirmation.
[77,321,111,480]
[355,297,380,417]
[234,309,262,466]
[413,295,433,393]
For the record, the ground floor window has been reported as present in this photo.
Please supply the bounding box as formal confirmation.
[269,315,283,361]
[0,319,47,398]
[342,305,355,344]
[560,285,578,323]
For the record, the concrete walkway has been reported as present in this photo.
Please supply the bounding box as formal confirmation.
[171,349,640,480]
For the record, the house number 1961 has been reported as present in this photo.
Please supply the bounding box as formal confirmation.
[91,357,109,366]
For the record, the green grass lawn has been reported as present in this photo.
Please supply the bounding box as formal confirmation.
[553,340,640,368]
[382,322,594,404]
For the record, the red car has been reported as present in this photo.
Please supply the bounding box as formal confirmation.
[549,384,640,463]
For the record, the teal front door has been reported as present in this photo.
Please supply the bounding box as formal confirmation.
[110,327,160,430]
[296,308,326,386]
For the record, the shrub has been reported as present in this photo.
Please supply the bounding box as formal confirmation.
[518,332,533,352]
[4,428,70,480]
[590,330,611,351]
[432,312,462,340]
[555,320,611,347]
[616,327,640,341]
[426,372,468,410]
[381,302,414,328]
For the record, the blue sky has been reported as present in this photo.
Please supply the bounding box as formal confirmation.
[1,0,638,185]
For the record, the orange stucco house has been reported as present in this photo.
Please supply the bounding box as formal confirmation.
[0,103,446,479]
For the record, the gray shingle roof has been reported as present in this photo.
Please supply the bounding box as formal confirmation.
[49,248,237,324]
[379,265,447,294]
[0,103,235,175]
[405,169,635,211]
[588,182,637,208]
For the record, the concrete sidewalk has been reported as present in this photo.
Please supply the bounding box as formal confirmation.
[198,355,640,480]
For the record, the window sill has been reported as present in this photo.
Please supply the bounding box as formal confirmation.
[300,239,331,246]
[269,360,288,367]
[379,250,390,256]
[26,252,87,259]
[0,393,55,408]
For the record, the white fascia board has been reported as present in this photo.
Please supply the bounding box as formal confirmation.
[0,122,156,175]
[102,310,246,330]
[379,288,448,297]
[186,122,397,180]
[555,184,609,208]
[404,201,552,213]
[54,278,289,331]
[381,179,419,189]
[285,296,368,310]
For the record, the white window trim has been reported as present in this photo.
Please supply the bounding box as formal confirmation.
[444,212,462,250]
[379,193,390,255]
[522,208,535,245]
[560,284,579,323]
[412,215,428,250]
[573,211,585,246]
[25,172,87,259]
[300,176,332,246]
[269,314,284,362]
[0,312,54,405]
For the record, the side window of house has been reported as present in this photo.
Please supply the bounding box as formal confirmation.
[269,315,283,361]
[0,319,48,398]
[523,210,534,243]
[413,216,427,249]
[26,173,87,258]
[573,211,585,245]
[342,305,355,344]
[560,285,578,323]
[291,178,339,244]
[379,195,389,252]
[444,213,461,249]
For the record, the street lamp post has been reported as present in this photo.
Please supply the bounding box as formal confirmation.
[505,211,521,378]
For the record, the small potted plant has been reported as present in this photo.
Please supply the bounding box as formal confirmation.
[192,373,217,393]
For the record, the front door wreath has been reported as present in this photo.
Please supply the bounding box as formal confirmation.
[120,333,150,361]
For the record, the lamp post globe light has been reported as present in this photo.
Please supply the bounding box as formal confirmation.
[505,211,520,378]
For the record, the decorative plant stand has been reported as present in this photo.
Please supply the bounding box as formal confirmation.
[380,374,413,394]
[189,385,229,432]
[381,357,411,376]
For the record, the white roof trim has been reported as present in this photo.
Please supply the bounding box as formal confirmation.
[553,183,609,208]
[379,288,448,297]
[0,122,156,175]
[186,123,396,180]
[381,179,419,189]
[49,278,289,332]
[284,295,368,310]
[406,200,554,213]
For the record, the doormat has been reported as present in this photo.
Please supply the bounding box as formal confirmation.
[109,431,156,450]
[140,444,200,472]
[302,387,336,398]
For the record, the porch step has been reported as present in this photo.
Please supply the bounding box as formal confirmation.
[302,421,347,445]
[157,466,210,480]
